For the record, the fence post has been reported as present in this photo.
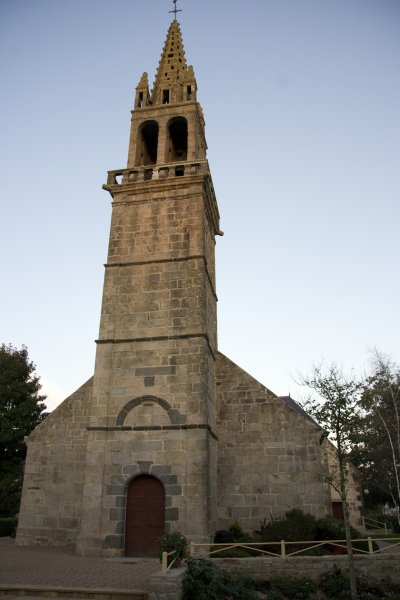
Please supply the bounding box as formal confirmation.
[367,537,373,555]
[281,540,286,558]
[385,522,388,535]
[190,541,195,557]
[362,517,366,533]
[161,551,168,573]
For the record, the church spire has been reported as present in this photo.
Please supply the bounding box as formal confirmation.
[151,19,196,105]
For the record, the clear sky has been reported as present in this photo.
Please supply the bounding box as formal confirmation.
[1,0,399,411]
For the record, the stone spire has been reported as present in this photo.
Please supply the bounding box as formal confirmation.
[134,71,150,108]
[151,20,196,105]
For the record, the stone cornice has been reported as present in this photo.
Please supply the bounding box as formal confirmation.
[96,332,216,360]
[102,160,221,237]
[87,423,218,441]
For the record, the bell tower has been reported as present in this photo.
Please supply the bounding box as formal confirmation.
[76,19,221,556]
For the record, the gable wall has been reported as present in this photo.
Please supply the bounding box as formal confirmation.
[16,378,93,547]
[216,353,331,533]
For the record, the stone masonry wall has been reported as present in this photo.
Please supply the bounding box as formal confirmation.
[216,353,332,534]
[16,378,93,547]
[75,167,219,555]
[211,554,400,586]
[325,441,364,529]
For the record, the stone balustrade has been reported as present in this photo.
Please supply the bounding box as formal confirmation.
[106,160,209,187]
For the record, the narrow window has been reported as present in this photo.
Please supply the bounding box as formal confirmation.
[187,85,192,101]
[163,89,170,104]
[138,91,144,107]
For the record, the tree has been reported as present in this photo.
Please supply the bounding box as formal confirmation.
[356,352,400,516]
[300,364,364,600]
[0,344,47,517]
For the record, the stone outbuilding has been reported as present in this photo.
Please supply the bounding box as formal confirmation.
[16,19,362,557]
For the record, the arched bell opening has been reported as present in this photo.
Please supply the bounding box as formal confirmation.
[166,116,188,162]
[137,120,159,166]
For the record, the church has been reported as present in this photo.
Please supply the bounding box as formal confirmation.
[16,17,362,557]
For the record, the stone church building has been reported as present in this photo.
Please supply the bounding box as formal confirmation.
[16,19,361,557]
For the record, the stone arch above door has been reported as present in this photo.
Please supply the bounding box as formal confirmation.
[116,396,186,426]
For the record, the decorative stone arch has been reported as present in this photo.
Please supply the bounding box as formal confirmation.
[166,116,188,162]
[116,395,186,426]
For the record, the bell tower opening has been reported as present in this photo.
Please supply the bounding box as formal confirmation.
[167,116,188,162]
[138,120,159,165]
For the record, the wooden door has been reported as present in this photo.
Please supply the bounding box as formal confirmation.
[125,475,165,556]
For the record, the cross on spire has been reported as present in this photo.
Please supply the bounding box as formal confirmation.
[169,0,182,20]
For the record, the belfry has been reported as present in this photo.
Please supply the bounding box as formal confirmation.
[16,17,361,557]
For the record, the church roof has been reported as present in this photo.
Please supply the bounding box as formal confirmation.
[280,395,321,429]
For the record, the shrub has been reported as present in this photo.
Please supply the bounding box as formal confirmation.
[319,566,350,599]
[269,573,316,600]
[315,516,378,554]
[159,531,187,567]
[0,518,18,537]
[214,529,234,544]
[254,515,272,538]
[388,516,400,534]
[228,521,251,543]
[182,559,257,600]
[262,510,317,544]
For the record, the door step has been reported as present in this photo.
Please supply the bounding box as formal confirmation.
[0,585,148,600]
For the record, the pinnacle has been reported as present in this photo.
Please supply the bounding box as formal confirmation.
[151,20,189,104]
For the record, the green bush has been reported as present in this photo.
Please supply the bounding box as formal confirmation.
[228,520,251,543]
[388,516,400,534]
[262,510,317,543]
[320,567,350,599]
[214,529,234,543]
[315,516,378,554]
[159,531,187,567]
[315,516,356,540]
[182,559,257,600]
[269,573,316,599]
[0,517,18,537]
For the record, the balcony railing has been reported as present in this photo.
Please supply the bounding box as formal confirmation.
[106,160,209,187]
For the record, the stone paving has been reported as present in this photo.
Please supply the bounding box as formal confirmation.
[0,538,160,591]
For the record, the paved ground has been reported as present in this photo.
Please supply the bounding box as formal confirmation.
[0,538,160,591]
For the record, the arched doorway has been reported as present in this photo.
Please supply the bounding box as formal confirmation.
[125,475,165,556]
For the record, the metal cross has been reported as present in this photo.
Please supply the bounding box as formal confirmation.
[169,0,182,20]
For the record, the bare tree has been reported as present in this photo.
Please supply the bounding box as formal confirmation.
[362,351,400,520]
[300,364,364,600]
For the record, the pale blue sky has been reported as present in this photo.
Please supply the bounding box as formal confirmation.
[1,0,399,410]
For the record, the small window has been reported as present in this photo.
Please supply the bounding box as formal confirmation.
[175,166,185,177]
[162,89,170,104]
[138,91,144,107]
[187,85,192,100]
